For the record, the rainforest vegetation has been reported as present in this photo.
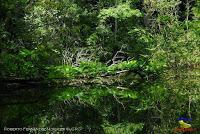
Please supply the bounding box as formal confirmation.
[0,0,199,133]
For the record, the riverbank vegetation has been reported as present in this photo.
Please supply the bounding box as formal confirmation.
[0,0,199,133]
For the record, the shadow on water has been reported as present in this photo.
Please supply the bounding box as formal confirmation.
[0,81,105,134]
[1,69,199,133]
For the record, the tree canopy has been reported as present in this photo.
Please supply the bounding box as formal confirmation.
[0,0,199,133]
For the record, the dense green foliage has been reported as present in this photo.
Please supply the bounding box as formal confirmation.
[0,0,199,133]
